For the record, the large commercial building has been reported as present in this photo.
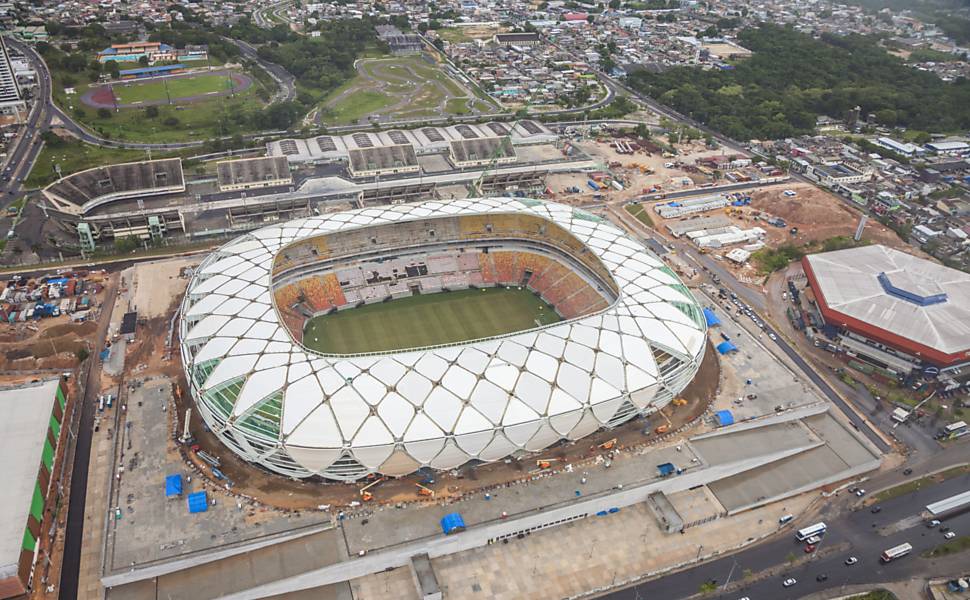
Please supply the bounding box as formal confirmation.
[179,198,707,481]
[0,379,69,598]
[0,37,26,122]
[803,245,970,379]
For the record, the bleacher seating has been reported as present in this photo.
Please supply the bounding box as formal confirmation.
[43,158,184,211]
[478,253,496,284]
[274,283,301,308]
[515,252,553,286]
[268,216,621,345]
[492,251,518,284]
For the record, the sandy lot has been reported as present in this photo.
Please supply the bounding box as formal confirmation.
[130,257,200,319]
[548,138,730,205]
[747,182,913,251]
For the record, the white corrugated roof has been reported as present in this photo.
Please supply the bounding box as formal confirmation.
[807,245,970,356]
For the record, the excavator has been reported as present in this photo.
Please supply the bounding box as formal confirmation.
[598,438,617,451]
[415,483,435,497]
[536,458,561,469]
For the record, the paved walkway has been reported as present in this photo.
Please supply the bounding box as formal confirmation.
[350,492,815,600]
[77,270,133,599]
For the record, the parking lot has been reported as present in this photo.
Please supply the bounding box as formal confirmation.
[700,288,820,422]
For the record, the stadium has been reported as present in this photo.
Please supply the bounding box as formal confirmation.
[179,198,707,481]
[803,244,970,378]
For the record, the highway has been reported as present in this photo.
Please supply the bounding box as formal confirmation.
[229,39,296,103]
[0,38,54,241]
[603,458,970,599]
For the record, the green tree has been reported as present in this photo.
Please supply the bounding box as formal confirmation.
[145,105,159,118]
[97,107,112,119]
[138,55,149,66]
[114,236,139,253]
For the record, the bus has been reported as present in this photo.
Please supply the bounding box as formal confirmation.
[795,522,827,541]
[945,421,968,435]
[880,543,912,563]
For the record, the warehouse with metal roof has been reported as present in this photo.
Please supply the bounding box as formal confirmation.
[0,379,69,599]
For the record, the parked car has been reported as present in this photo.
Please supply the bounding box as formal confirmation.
[871,506,882,514]
[928,520,941,527]
[782,578,797,587]
[855,489,866,497]
[944,531,956,539]
[805,544,816,553]
[816,574,828,582]
[844,557,858,566]
[805,535,821,545]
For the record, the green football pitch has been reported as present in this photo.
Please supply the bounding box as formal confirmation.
[303,287,561,354]
[113,74,238,104]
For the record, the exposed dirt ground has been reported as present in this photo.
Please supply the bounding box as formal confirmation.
[0,275,110,371]
[748,182,911,250]
[548,138,729,206]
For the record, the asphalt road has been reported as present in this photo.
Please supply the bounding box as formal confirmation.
[603,469,970,600]
[58,276,119,599]
[229,38,296,103]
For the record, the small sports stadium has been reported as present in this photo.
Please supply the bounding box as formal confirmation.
[82,68,253,109]
[179,198,707,481]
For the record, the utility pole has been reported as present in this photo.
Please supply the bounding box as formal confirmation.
[721,559,739,595]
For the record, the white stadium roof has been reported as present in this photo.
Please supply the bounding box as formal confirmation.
[179,198,707,480]
[805,245,970,358]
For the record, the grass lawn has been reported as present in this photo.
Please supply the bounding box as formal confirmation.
[873,465,970,503]
[75,91,262,143]
[55,68,266,143]
[323,90,394,124]
[625,203,655,228]
[303,287,561,354]
[923,534,970,558]
[320,54,496,125]
[445,98,470,115]
[25,138,186,188]
[112,74,240,104]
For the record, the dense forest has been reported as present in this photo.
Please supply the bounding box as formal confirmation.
[626,23,970,140]
[254,20,377,93]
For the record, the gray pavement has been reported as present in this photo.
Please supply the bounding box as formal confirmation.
[106,377,326,571]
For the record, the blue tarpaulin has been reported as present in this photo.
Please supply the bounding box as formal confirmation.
[703,308,721,327]
[715,410,735,426]
[165,474,182,497]
[440,513,466,535]
[187,491,208,513]
[716,341,737,354]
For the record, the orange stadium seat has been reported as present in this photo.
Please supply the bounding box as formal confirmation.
[321,273,347,307]
[492,251,518,284]
[478,253,496,284]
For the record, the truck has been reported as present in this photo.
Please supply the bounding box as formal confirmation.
[587,180,600,191]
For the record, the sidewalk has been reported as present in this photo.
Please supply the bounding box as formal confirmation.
[76,270,133,600]
[350,492,815,600]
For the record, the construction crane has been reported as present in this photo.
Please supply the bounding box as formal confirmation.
[471,137,515,196]
[415,483,435,497]
[359,477,386,502]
